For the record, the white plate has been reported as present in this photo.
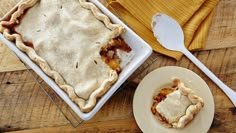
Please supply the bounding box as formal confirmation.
[0,0,152,120]
[133,66,214,133]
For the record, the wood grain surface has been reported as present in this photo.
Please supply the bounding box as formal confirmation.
[0,0,21,18]
[0,0,235,133]
[1,0,236,72]
[0,48,235,132]
[0,41,25,72]
[205,0,236,50]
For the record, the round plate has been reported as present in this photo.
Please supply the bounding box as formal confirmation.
[133,66,214,133]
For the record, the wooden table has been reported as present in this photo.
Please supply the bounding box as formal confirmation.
[0,0,236,132]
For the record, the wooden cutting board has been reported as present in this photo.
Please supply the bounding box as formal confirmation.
[0,0,236,72]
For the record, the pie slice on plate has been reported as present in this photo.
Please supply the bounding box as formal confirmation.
[151,79,204,128]
[0,0,134,112]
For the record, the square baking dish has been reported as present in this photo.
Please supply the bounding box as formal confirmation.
[0,0,152,120]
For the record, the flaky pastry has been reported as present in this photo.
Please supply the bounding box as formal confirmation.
[0,0,130,112]
[151,79,204,128]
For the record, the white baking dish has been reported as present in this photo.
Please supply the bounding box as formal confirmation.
[0,0,152,120]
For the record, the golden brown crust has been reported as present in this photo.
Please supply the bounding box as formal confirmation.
[0,0,124,112]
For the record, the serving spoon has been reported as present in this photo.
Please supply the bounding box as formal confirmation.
[152,13,236,107]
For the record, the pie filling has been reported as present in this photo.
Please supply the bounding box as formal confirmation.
[151,79,204,128]
[5,17,130,73]
[0,0,133,112]
[7,23,130,73]
[151,88,175,115]
[100,37,132,73]
[4,4,131,74]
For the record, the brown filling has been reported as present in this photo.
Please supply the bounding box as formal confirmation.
[100,37,131,73]
[151,80,180,125]
[2,6,131,73]
[151,88,175,115]
[7,26,130,73]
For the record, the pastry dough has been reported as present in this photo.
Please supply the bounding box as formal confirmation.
[0,0,128,112]
[153,79,204,128]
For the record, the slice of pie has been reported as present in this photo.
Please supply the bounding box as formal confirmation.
[151,79,204,128]
[0,0,133,112]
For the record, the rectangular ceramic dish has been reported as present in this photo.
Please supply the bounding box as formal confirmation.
[0,0,152,120]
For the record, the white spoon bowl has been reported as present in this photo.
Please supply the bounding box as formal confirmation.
[151,13,236,107]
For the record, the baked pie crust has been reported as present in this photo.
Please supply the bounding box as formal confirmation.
[151,79,204,128]
[0,0,130,112]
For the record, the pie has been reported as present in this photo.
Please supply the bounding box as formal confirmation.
[0,0,133,112]
[151,79,204,128]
